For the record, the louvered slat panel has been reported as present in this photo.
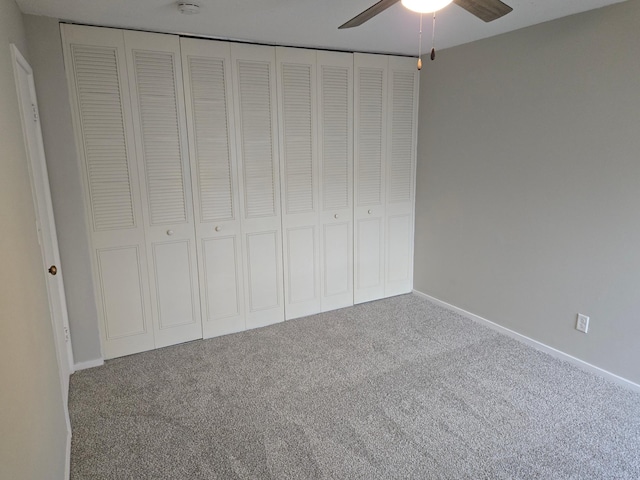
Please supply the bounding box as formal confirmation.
[237,60,276,218]
[282,63,314,214]
[389,71,415,203]
[133,50,187,225]
[72,45,135,230]
[188,56,234,222]
[322,66,349,210]
[357,68,384,206]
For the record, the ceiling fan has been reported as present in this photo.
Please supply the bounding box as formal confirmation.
[339,0,513,29]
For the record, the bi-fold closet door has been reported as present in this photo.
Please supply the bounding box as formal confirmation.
[180,38,245,338]
[384,56,419,297]
[230,43,286,329]
[181,38,286,335]
[63,25,202,358]
[354,54,418,304]
[276,47,354,320]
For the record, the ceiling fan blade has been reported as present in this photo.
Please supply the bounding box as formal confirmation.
[453,0,513,22]
[339,0,401,29]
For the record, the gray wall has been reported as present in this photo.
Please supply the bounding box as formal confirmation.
[414,0,640,384]
[0,1,68,477]
[24,15,102,364]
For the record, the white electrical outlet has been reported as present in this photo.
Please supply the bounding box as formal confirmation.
[576,314,589,333]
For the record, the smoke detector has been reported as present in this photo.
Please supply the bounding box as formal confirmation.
[177,2,200,15]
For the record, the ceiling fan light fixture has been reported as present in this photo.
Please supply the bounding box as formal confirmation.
[401,0,453,14]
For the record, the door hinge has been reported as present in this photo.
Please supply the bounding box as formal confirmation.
[32,104,39,122]
[64,327,70,342]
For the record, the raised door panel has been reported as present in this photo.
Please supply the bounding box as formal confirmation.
[386,214,412,284]
[322,222,350,300]
[201,236,243,336]
[181,37,245,338]
[246,231,280,312]
[317,51,354,312]
[231,43,284,329]
[124,30,202,346]
[151,240,199,347]
[385,57,418,296]
[354,53,387,304]
[356,217,383,290]
[285,226,317,306]
[96,246,154,358]
[276,47,320,320]
[61,24,154,358]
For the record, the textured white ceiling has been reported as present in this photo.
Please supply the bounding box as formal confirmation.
[17,0,627,55]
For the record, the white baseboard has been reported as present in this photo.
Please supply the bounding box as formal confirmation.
[73,358,104,371]
[412,289,640,393]
[65,428,71,480]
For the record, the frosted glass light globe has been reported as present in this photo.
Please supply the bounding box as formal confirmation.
[401,0,454,14]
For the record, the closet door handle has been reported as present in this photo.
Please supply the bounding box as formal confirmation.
[367,209,372,215]
[215,226,222,232]
[166,230,174,236]
[334,214,339,219]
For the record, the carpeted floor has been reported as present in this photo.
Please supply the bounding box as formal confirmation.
[69,294,640,479]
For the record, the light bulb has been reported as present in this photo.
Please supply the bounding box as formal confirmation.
[401,0,453,14]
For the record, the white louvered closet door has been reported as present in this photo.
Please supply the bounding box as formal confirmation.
[62,25,155,358]
[124,31,202,348]
[317,51,354,312]
[385,57,418,296]
[276,47,321,320]
[181,38,246,338]
[231,43,285,329]
[354,53,388,304]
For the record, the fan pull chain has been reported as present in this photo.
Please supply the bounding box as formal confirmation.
[431,12,436,61]
[417,13,423,70]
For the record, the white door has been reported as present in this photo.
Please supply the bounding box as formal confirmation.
[231,43,285,329]
[385,57,419,297]
[62,25,155,359]
[11,44,74,415]
[181,37,246,338]
[354,53,388,304]
[317,51,354,312]
[276,47,321,320]
[124,30,202,348]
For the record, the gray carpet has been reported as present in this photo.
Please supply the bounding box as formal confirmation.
[69,294,640,479]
